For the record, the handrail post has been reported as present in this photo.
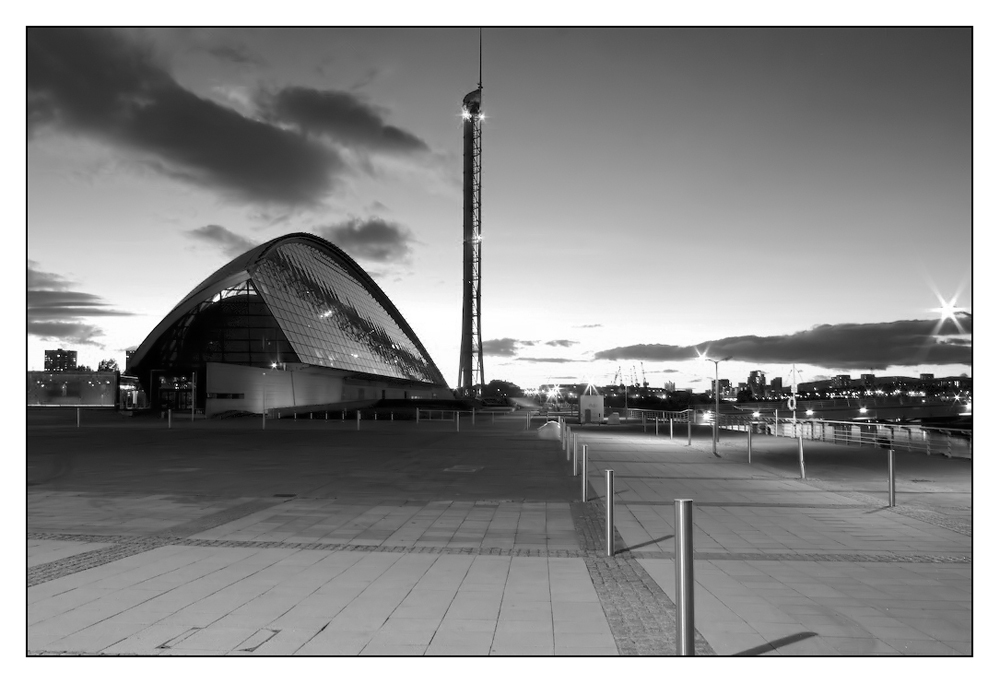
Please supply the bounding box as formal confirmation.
[356,410,360,431]
[670,417,674,440]
[675,498,695,655]
[606,470,615,557]
[798,431,805,479]
[687,412,692,446]
[888,448,896,507]
[456,411,460,432]
[581,445,588,502]
[747,418,752,463]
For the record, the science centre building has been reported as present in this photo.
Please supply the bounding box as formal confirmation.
[127,233,452,416]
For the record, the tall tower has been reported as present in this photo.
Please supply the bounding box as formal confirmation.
[457,55,484,396]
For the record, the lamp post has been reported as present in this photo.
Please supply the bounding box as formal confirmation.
[706,356,732,456]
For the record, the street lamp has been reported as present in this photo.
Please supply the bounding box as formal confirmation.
[705,356,732,456]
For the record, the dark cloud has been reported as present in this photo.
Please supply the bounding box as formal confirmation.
[593,316,972,370]
[186,224,257,257]
[28,261,136,345]
[482,338,520,357]
[575,323,603,328]
[317,217,415,263]
[261,86,429,154]
[519,357,575,364]
[204,44,265,66]
[545,340,576,347]
[27,27,340,205]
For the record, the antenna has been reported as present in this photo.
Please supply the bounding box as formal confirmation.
[478,28,483,90]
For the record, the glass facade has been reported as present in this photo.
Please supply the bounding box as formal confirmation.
[129,233,447,410]
[253,242,441,384]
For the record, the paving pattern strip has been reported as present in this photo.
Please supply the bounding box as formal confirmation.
[28,488,970,656]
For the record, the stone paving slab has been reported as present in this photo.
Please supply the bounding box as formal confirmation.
[26,412,973,655]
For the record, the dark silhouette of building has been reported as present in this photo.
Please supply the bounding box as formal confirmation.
[44,348,77,372]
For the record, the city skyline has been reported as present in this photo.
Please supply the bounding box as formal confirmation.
[27,27,973,392]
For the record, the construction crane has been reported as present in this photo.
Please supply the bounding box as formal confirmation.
[641,362,648,388]
[613,366,622,387]
[631,365,638,388]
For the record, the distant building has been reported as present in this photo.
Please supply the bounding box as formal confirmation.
[860,373,876,386]
[920,373,934,381]
[44,348,77,372]
[663,381,675,392]
[748,370,766,397]
[769,377,782,395]
[833,374,851,388]
[125,349,136,368]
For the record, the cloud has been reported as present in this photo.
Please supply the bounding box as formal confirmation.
[593,316,972,370]
[519,357,576,364]
[482,338,520,357]
[186,224,257,257]
[204,44,265,66]
[28,261,136,345]
[545,339,576,347]
[575,323,603,328]
[260,86,429,154]
[28,27,340,205]
[316,217,415,263]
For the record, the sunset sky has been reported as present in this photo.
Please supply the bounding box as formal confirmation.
[26,25,974,392]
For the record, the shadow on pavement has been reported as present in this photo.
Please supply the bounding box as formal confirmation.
[732,631,819,656]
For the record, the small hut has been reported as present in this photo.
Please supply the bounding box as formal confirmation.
[578,384,605,424]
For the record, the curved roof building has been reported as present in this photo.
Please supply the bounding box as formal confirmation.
[129,233,450,415]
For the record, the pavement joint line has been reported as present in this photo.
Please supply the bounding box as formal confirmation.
[617,501,874,509]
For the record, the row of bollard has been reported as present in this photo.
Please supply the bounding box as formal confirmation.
[563,418,697,655]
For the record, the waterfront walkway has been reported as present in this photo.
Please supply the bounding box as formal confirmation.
[27,410,972,655]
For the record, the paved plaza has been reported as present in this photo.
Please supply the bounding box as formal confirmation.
[26,409,973,656]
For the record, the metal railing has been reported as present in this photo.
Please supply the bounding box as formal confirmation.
[606,406,971,459]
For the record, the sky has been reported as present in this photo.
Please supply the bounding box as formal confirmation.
[26,24,975,393]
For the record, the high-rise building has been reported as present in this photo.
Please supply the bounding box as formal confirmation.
[44,348,77,372]
[663,381,675,392]
[748,370,766,397]
[833,374,851,388]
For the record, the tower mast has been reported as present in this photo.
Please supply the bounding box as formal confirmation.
[457,30,484,396]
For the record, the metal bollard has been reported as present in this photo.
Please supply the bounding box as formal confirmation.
[342,410,346,422]
[294,412,297,421]
[747,421,753,463]
[525,412,530,431]
[416,409,420,424]
[472,409,475,425]
[670,418,674,440]
[168,409,172,429]
[391,412,394,421]
[572,433,577,464]
[566,426,571,460]
[606,470,615,557]
[655,417,659,436]
[325,412,328,420]
[374,412,377,421]
[798,432,806,479]
[77,407,80,428]
[687,415,692,446]
[262,407,266,430]
[456,411,460,433]
[310,412,313,420]
[888,449,896,507]
[675,498,695,656]
[356,411,360,431]
[581,445,589,501]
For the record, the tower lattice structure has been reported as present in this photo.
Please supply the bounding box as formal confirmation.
[457,86,484,396]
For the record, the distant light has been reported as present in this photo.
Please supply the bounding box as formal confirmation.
[859,407,868,414]
[271,363,277,369]
[461,109,472,120]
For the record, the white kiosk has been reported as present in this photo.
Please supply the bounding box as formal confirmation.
[578,385,605,424]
